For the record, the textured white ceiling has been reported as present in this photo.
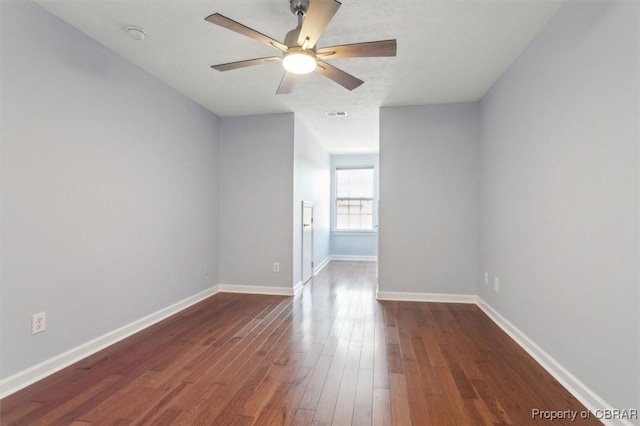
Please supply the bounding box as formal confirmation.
[33,0,565,153]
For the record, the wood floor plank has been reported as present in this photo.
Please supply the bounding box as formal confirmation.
[388,372,412,425]
[331,342,361,425]
[292,408,315,425]
[372,309,390,390]
[439,346,478,399]
[246,359,311,425]
[22,374,122,425]
[434,365,474,425]
[410,335,442,396]
[0,401,44,425]
[372,388,391,426]
[0,262,601,426]
[401,359,432,425]
[298,355,332,411]
[351,368,374,426]
[312,376,342,424]
[386,343,403,374]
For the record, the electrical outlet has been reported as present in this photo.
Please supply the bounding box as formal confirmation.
[484,272,489,286]
[273,262,280,273]
[494,277,500,293]
[32,312,46,335]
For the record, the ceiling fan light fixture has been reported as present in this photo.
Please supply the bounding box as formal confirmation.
[282,50,316,74]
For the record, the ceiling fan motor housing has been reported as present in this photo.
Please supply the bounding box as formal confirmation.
[290,0,310,17]
[284,27,302,47]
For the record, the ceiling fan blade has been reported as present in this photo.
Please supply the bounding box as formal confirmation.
[205,13,287,52]
[315,60,363,91]
[276,72,298,94]
[316,39,397,59]
[211,56,282,72]
[297,0,341,49]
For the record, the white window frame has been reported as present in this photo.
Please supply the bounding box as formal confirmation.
[333,166,376,234]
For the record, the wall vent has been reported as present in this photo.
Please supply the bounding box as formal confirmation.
[325,111,348,117]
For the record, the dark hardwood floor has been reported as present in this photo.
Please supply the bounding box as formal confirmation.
[1,261,600,425]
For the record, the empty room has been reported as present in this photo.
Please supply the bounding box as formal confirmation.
[1,0,638,425]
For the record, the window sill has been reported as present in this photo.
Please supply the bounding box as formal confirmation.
[332,230,377,236]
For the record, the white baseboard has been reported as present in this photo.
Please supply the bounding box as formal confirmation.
[293,281,304,295]
[331,255,377,262]
[376,290,477,304]
[313,256,332,275]
[313,256,375,274]
[476,298,626,426]
[0,286,219,399]
[218,283,296,296]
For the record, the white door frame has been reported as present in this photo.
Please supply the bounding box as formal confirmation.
[301,201,314,285]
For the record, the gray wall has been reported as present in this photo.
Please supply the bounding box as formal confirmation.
[1,0,220,378]
[379,104,480,294]
[218,114,295,288]
[480,0,639,410]
[330,154,379,258]
[293,118,331,283]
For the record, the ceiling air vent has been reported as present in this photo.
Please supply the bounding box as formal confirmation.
[325,111,348,117]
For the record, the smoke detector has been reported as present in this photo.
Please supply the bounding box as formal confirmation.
[125,26,146,41]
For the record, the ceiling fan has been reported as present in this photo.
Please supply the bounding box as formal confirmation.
[205,0,397,94]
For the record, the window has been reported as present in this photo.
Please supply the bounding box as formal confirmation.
[335,167,374,231]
